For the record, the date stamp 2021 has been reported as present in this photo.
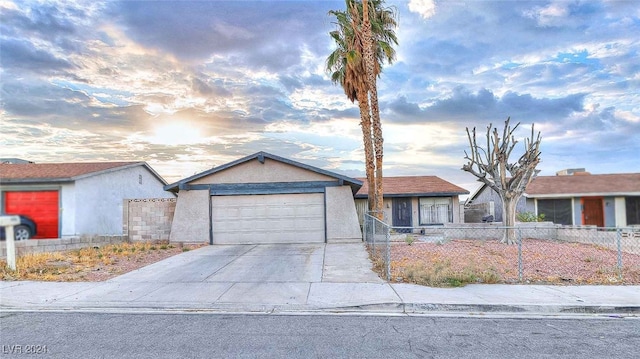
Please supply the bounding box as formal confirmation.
[1,345,48,355]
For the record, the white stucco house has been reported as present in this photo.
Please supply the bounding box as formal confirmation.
[164,152,363,244]
[0,161,174,238]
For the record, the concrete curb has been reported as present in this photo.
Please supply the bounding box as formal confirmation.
[3,301,639,316]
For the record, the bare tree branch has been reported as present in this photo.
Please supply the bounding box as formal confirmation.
[462,117,542,244]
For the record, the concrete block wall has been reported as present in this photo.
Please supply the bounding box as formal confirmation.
[0,236,125,258]
[123,198,176,242]
[441,222,558,241]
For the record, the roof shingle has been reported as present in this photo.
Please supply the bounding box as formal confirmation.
[0,162,142,182]
[525,173,640,197]
[355,176,468,198]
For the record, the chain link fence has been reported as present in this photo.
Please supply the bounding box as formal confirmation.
[363,214,640,285]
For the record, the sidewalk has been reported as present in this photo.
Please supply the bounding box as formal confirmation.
[2,280,639,315]
[1,243,639,315]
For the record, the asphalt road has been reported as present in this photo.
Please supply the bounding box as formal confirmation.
[1,312,638,358]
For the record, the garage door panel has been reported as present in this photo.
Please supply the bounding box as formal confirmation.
[4,191,59,239]
[211,193,324,244]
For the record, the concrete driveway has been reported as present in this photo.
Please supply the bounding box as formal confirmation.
[110,243,381,284]
[35,242,392,310]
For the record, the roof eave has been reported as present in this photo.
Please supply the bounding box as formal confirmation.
[164,151,363,193]
[0,178,74,184]
[526,192,640,198]
[356,191,468,199]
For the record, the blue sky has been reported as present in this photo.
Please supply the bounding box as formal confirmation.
[1,0,639,195]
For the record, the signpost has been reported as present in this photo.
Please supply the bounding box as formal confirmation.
[0,215,20,270]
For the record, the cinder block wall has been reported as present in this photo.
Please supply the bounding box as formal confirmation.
[123,198,176,242]
[0,236,125,258]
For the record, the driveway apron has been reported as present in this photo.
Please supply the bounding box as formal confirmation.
[46,242,389,309]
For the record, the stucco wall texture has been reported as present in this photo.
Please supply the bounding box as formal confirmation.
[169,190,210,242]
[325,186,362,242]
[72,165,174,236]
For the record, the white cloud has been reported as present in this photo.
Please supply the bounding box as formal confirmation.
[1,0,639,191]
[524,2,569,27]
[408,0,437,20]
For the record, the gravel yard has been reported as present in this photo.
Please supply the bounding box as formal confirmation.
[373,239,640,286]
[1,241,205,282]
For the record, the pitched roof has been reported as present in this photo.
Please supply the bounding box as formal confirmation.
[355,176,469,198]
[0,162,167,184]
[164,151,363,194]
[525,173,640,197]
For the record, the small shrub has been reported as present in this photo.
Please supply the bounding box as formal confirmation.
[400,260,500,287]
[405,235,415,246]
[516,212,545,222]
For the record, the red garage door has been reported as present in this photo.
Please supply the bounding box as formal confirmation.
[4,191,59,239]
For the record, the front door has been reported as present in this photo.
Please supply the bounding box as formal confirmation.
[583,198,604,227]
[392,198,412,232]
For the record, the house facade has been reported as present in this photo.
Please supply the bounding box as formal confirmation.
[465,170,640,227]
[164,152,363,244]
[0,161,173,238]
[355,176,469,228]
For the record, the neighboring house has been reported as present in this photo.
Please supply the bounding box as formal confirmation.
[354,176,469,228]
[465,170,640,227]
[164,151,363,244]
[464,182,530,223]
[0,161,174,238]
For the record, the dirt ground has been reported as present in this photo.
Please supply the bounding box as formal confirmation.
[1,241,205,282]
[373,239,640,286]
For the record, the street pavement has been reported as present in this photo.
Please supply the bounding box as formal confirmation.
[1,243,639,315]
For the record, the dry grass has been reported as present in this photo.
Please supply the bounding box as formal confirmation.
[1,241,204,282]
[370,239,640,287]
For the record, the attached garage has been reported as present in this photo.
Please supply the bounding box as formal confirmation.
[4,190,59,239]
[212,193,325,244]
[166,152,363,245]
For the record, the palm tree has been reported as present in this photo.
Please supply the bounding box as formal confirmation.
[326,0,398,218]
[327,8,376,211]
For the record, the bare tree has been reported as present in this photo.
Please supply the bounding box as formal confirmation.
[462,117,542,244]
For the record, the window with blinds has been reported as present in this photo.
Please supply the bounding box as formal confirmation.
[419,197,452,225]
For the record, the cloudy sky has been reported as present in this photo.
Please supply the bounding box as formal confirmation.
[1,0,639,195]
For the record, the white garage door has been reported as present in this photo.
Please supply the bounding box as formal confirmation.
[211,193,325,244]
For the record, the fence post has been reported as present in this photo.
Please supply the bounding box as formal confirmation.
[362,215,367,243]
[616,228,623,281]
[517,227,523,282]
[385,224,391,281]
[371,215,376,257]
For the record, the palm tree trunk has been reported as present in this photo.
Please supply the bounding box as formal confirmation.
[372,98,384,220]
[357,91,376,212]
[362,0,384,220]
